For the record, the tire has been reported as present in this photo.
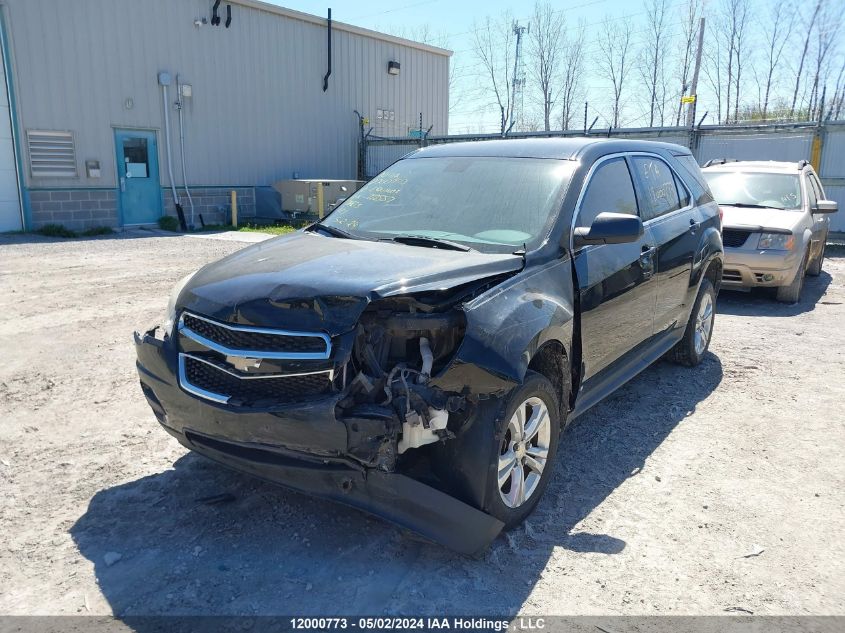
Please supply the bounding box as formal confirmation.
[483,370,562,529]
[776,251,808,303]
[807,240,826,277]
[670,278,716,367]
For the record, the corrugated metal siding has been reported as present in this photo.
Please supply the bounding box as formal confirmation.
[697,132,814,164]
[821,184,845,233]
[4,0,449,189]
[820,129,845,178]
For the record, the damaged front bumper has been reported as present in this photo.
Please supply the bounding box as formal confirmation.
[134,328,504,556]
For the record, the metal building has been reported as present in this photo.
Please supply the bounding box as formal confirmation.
[0,0,450,232]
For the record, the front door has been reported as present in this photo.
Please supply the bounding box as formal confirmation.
[115,129,160,225]
[572,155,658,381]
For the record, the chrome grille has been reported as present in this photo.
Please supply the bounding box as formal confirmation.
[179,354,332,406]
[176,312,334,405]
[182,313,328,355]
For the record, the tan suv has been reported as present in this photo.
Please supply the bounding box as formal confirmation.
[701,159,837,303]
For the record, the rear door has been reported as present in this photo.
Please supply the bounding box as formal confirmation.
[572,155,658,381]
[629,154,697,335]
[806,171,829,255]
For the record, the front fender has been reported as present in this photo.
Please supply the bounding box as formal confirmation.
[430,258,575,395]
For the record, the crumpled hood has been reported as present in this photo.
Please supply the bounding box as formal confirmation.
[178,231,523,335]
[721,206,803,233]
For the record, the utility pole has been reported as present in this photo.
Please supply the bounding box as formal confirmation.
[685,17,705,128]
[509,21,528,133]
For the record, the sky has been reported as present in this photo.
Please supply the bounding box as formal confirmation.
[269,0,842,135]
[271,0,654,134]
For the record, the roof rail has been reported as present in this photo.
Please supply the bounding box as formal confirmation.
[798,159,809,169]
[702,158,739,168]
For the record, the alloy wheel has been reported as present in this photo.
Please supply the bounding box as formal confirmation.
[498,396,552,508]
[694,292,714,355]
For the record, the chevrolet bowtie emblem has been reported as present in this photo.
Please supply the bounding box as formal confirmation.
[227,356,262,372]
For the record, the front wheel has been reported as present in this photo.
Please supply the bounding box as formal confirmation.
[807,240,826,277]
[670,278,716,367]
[484,371,561,529]
[776,251,808,303]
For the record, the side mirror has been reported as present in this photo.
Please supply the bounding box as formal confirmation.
[573,212,644,247]
[815,200,838,214]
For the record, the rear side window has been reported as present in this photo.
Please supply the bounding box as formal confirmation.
[576,157,638,228]
[631,156,682,220]
[673,154,714,205]
[675,173,691,208]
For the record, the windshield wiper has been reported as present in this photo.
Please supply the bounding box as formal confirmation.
[387,234,473,252]
[719,202,777,209]
[308,223,356,239]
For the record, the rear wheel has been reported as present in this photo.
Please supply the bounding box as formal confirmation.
[484,371,561,529]
[807,240,826,277]
[776,251,808,303]
[670,278,716,367]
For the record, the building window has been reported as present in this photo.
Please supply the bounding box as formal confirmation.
[26,130,78,178]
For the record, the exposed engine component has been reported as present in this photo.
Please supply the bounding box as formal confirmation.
[398,407,448,453]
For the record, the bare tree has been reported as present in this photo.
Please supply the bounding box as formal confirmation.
[702,21,725,123]
[716,0,750,123]
[730,0,750,122]
[559,20,587,130]
[807,1,844,119]
[755,4,794,120]
[675,0,703,126]
[528,2,566,131]
[639,0,671,126]
[790,0,823,118]
[472,14,516,134]
[596,17,633,128]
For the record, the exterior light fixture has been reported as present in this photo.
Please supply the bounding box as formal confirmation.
[387,61,400,76]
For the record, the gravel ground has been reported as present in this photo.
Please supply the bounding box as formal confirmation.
[1,230,843,617]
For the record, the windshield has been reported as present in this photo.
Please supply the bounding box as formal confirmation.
[703,171,802,210]
[320,156,576,254]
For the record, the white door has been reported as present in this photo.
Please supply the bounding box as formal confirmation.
[0,43,21,232]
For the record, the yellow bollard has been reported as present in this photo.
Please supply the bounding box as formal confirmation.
[316,182,325,219]
[231,190,238,228]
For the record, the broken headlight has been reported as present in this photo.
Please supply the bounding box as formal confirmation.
[163,271,197,336]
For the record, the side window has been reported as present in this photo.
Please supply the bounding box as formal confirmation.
[674,154,714,205]
[631,156,682,221]
[577,157,638,229]
[675,173,691,208]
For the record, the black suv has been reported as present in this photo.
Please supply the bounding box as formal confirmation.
[135,139,723,555]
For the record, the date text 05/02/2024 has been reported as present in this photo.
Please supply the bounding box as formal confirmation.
[289,617,547,631]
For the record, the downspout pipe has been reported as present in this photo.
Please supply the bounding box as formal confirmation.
[322,8,332,92]
[175,74,195,228]
[158,71,186,231]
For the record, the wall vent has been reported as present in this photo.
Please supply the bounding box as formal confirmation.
[26,130,77,178]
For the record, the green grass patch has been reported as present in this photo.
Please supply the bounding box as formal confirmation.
[158,216,181,232]
[237,223,298,235]
[193,223,299,236]
[35,224,114,238]
[37,223,79,238]
[80,226,114,237]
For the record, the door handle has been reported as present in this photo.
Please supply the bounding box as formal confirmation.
[689,217,700,233]
[120,177,126,192]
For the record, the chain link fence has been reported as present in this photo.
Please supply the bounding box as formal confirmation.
[360,121,845,233]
